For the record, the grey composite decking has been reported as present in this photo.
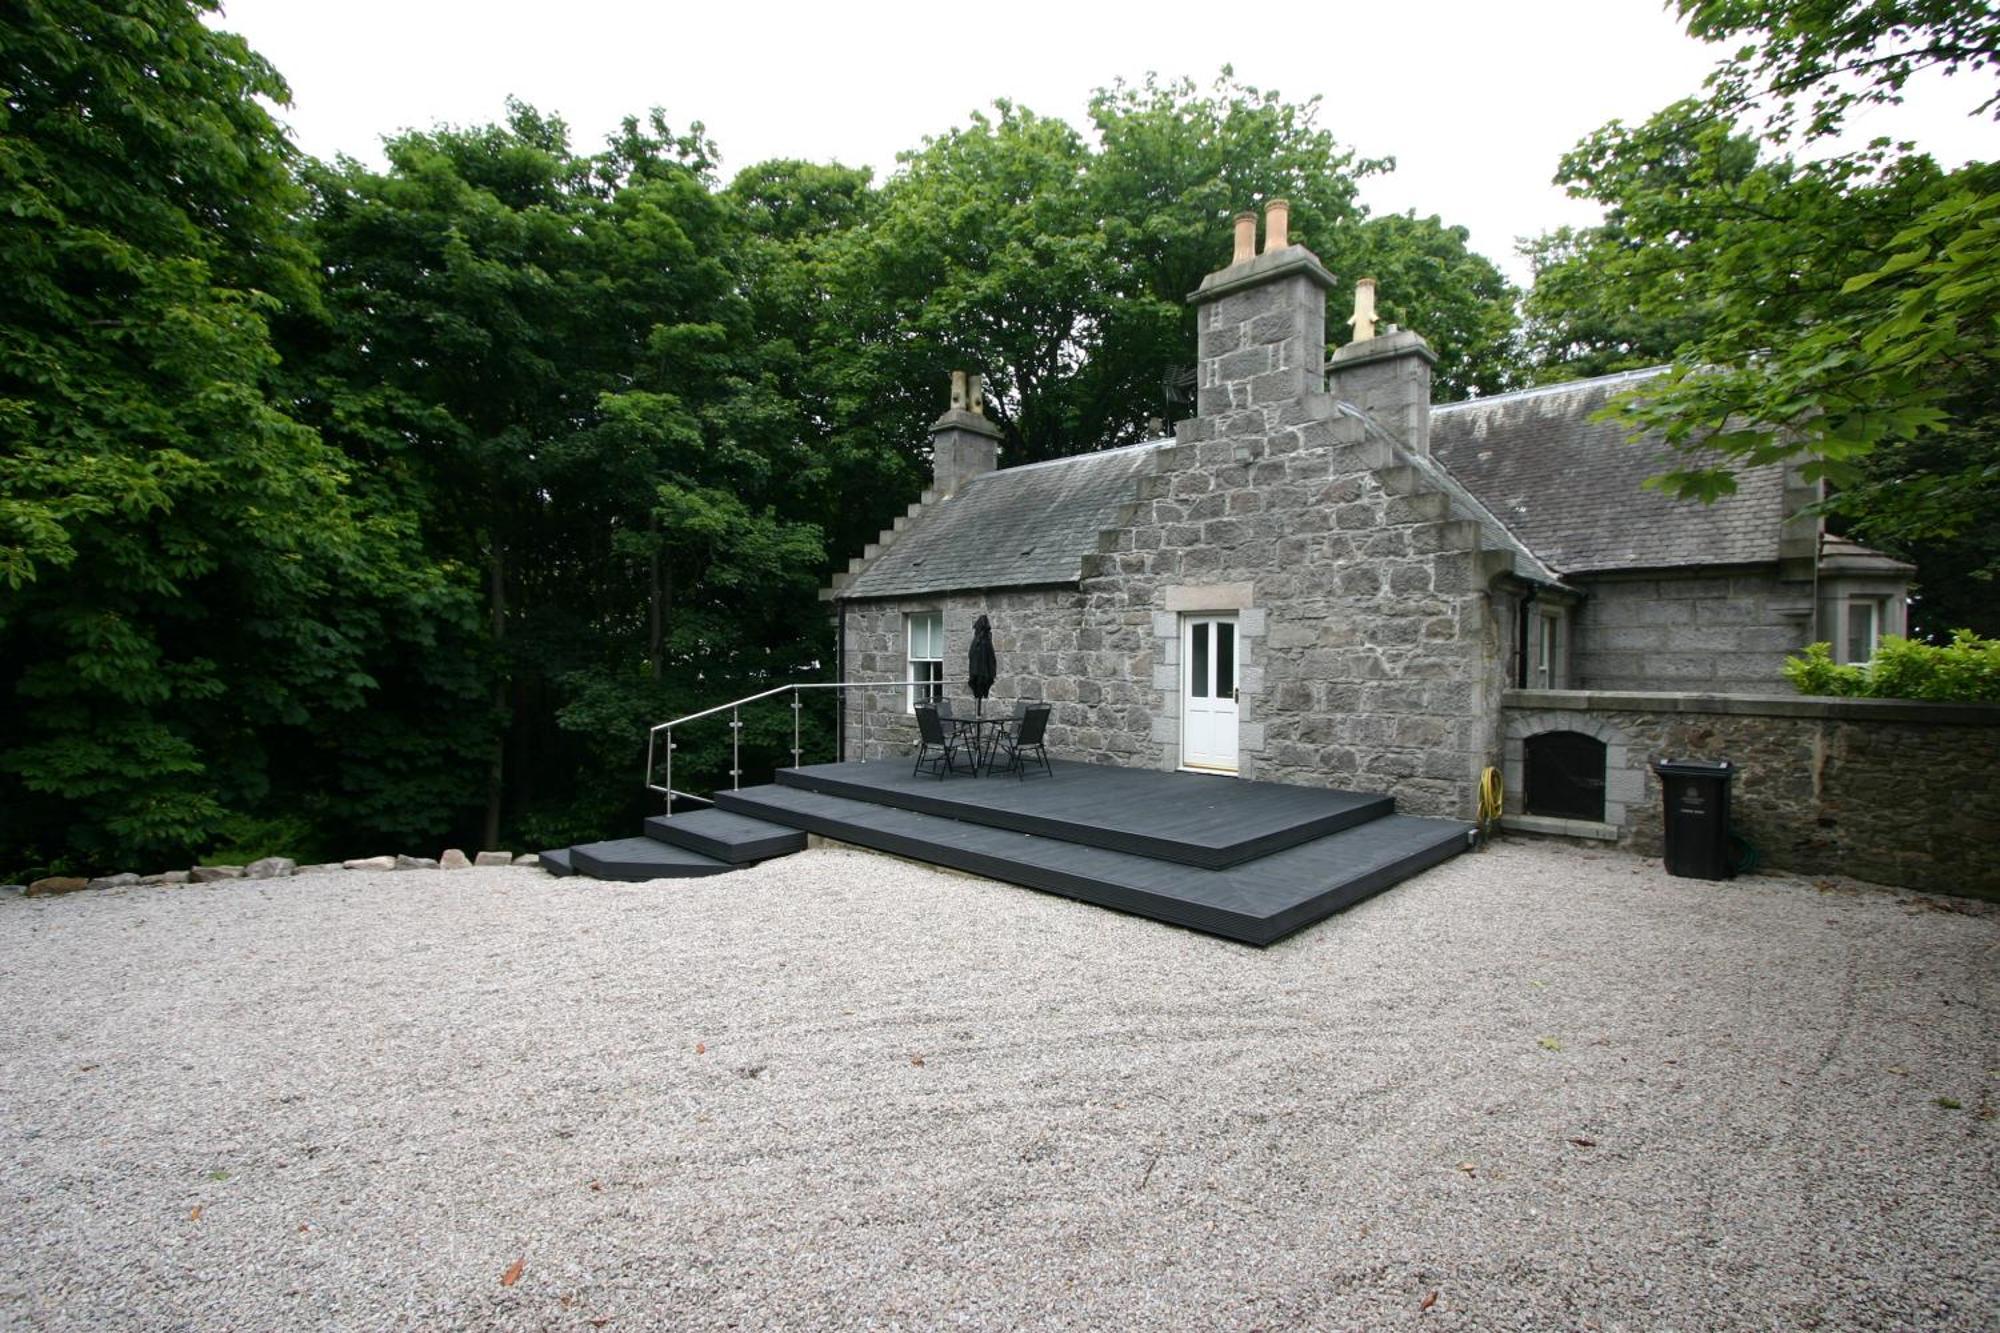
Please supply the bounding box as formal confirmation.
[567,837,731,881]
[538,847,576,877]
[643,808,808,864]
[777,759,1394,869]
[716,783,1471,946]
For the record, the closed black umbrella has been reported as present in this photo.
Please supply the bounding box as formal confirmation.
[968,614,997,715]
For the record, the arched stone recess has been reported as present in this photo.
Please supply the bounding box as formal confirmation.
[1501,709,1647,839]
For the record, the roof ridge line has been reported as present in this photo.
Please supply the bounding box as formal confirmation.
[1430,365,1670,414]
[974,435,1174,480]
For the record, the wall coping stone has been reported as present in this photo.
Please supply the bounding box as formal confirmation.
[928,407,1003,439]
[1188,246,1339,305]
[1503,688,2000,726]
[1326,328,1439,372]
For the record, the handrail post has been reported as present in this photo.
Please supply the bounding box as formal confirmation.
[645,681,909,805]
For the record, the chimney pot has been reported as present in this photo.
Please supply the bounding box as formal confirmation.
[967,373,985,416]
[949,369,968,412]
[1348,277,1379,342]
[1231,211,1257,265]
[1262,198,1290,253]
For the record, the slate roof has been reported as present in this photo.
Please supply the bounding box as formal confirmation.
[1430,370,1787,574]
[841,367,1808,601]
[1819,532,1916,576]
[1334,403,1565,587]
[838,438,1168,600]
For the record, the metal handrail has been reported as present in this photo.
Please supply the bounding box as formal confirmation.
[644,680,912,813]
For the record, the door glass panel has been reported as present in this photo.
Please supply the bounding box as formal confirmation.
[1190,622,1209,698]
[1216,622,1235,698]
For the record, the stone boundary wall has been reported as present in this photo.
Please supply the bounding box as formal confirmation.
[1503,689,2000,899]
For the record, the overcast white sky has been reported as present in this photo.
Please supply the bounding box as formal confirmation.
[212,0,1990,285]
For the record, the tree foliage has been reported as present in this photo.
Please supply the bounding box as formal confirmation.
[816,73,1520,471]
[0,9,1520,876]
[1680,0,2000,143]
[0,0,462,873]
[1785,630,2000,701]
[291,105,828,850]
[1521,0,1999,638]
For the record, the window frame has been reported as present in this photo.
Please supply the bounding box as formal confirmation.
[906,611,944,712]
[1845,597,1881,665]
[1532,607,1565,689]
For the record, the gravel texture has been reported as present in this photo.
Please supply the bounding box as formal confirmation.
[1,843,1994,1330]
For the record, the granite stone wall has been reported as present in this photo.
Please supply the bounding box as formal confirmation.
[839,588,1153,767]
[1058,256,1512,818]
[1569,570,1811,695]
[834,246,1523,822]
[1503,689,2000,899]
[1067,419,1507,818]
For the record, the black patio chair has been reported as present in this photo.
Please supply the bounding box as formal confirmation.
[912,703,965,780]
[991,703,1052,780]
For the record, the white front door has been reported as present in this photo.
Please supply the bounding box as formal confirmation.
[1181,614,1239,774]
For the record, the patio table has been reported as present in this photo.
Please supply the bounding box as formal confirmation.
[946,711,1026,776]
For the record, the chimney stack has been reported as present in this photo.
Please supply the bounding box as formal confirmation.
[928,368,1001,497]
[1326,279,1437,456]
[1189,202,1339,419]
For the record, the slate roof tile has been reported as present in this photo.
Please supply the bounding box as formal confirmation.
[839,439,1167,600]
[843,367,1797,601]
[1430,370,1785,574]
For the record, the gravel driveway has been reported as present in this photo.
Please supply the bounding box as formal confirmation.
[1,842,1993,1330]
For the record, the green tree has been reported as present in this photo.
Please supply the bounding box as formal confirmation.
[1682,0,1999,144]
[0,0,460,877]
[723,159,919,564]
[292,106,828,847]
[810,71,1518,494]
[815,101,1124,467]
[1086,73,1519,402]
[1351,211,1520,398]
[1521,2,1999,637]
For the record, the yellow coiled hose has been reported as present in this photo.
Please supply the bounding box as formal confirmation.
[1477,766,1504,846]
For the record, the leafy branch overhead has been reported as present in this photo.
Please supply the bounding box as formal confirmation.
[1523,0,2000,637]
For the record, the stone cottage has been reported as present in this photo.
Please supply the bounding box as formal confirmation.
[823,201,1916,823]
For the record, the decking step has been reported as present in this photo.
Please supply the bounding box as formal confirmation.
[775,759,1394,869]
[716,783,1470,946]
[539,847,576,877]
[643,807,808,864]
[567,837,732,881]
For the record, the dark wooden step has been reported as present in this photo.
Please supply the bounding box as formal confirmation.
[538,847,576,877]
[567,837,732,881]
[643,808,807,864]
[775,759,1394,868]
[716,784,1470,947]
